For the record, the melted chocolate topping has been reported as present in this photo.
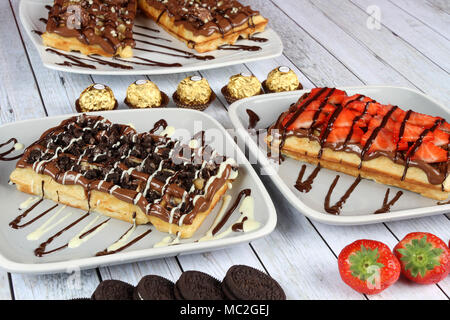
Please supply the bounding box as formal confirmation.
[212,189,251,235]
[246,109,260,130]
[374,189,403,214]
[45,0,137,55]
[15,115,238,226]
[218,44,261,51]
[0,138,23,161]
[324,175,361,215]
[146,0,261,38]
[294,164,321,193]
[95,228,152,256]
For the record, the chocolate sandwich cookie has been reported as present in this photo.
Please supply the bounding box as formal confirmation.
[222,265,286,300]
[91,280,135,300]
[133,275,175,300]
[175,271,225,300]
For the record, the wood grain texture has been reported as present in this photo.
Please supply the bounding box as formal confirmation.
[351,0,450,72]
[390,0,450,39]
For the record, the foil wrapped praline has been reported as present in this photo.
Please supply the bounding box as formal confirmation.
[176,76,212,105]
[227,73,261,99]
[126,80,162,108]
[78,84,116,112]
[265,66,300,92]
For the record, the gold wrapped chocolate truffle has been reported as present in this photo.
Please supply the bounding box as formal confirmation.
[76,84,117,113]
[125,80,168,109]
[263,66,302,93]
[173,76,215,111]
[222,72,262,104]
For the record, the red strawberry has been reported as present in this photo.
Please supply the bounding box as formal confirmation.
[408,112,441,128]
[305,101,336,114]
[326,127,364,144]
[439,122,450,133]
[430,129,450,146]
[391,108,407,123]
[286,111,326,130]
[348,100,380,115]
[376,104,395,116]
[410,142,447,163]
[361,128,397,153]
[338,240,401,294]
[333,109,357,127]
[327,89,347,105]
[394,232,450,284]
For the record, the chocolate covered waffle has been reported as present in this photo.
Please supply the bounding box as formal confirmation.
[42,0,138,58]
[267,88,450,200]
[138,0,268,53]
[9,115,238,238]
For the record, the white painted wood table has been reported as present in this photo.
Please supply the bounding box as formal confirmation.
[1,0,449,300]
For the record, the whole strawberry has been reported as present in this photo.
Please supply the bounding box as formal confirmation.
[338,240,400,294]
[394,232,450,284]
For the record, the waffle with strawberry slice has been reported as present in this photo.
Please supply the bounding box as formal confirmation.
[267,88,450,200]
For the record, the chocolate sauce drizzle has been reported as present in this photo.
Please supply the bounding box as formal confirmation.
[218,44,261,51]
[294,164,321,193]
[247,35,268,43]
[0,138,23,161]
[95,228,152,256]
[359,105,398,167]
[374,189,403,214]
[324,175,362,215]
[133,31,171,42]
[134,39,214,61]
[246,109,260,130]
[212,189,251,235]
[401,119,444,180]
[34,213,90,257]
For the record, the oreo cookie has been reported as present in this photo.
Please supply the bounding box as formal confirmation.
[175,271,225,300]
[133,275,175,300]
[91,280,135,300]
[222,265,286,300]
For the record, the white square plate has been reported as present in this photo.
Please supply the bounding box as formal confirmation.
[228,86,450,225]
[20,0,283,75]
[0,109,276,274]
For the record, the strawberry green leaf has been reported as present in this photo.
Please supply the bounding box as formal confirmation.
[349,245,385,281]
[397,235,444,278]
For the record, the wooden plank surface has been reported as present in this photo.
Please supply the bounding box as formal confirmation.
[0,0,449,300]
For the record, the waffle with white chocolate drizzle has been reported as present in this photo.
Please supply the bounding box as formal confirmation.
[9,115,238,238]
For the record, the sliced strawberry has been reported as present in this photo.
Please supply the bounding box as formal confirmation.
[333,109,357,128]
[368,116,398,133]
[376,104,395,116]
[400,123,427,143]
[362,128,397,153]
[439,122,450,134]
[342,94,363,108]
[391,108,407,123]
[408,112,441,128]
[431,129,450,146]
[305,101,336,114]
[286,110,326,130]
[327,89,347,105]
[326,127,351,144]
[411,141,447,163]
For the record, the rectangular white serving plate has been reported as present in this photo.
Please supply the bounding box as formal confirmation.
[228,86,450,225]
[20,0,283,75]
[0,109,276,274]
